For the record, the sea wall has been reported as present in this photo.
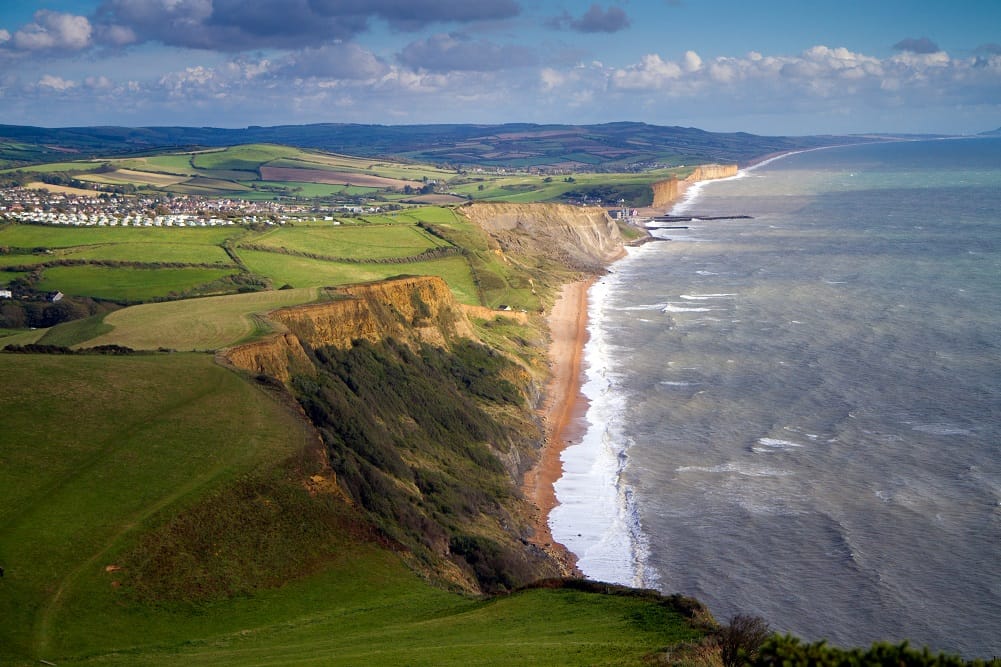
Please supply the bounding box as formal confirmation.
[651,163,739,209]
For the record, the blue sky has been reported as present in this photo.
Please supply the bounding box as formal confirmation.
[1,0,999,135]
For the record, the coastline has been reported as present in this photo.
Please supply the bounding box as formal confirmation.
[524,279,593,576]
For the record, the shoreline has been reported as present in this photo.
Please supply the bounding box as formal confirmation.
[523,279,594,576]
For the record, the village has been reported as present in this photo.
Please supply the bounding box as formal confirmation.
[0,186,386,228]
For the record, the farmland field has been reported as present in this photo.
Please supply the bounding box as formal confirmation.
[0,225,242,249]
[77,168,188,187]
[239,250,479,304]
[249,225,447,260]
[36,265,238,301]
[81,286,324,350]
[63,242,234,265]
[259,166,419,189]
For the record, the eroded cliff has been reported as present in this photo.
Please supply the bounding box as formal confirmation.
[459,202,624,273]
[222,275,475,381]
[651,163,740,209]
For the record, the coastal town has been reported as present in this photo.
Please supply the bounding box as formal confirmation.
[0,185,386,228]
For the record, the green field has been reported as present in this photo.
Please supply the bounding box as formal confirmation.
[79,287,324,350]
[249,225,447,260]
[240,250,479,304]
[63,242,234,265]
[0,225,242,249]
[0,352,704,666]
[36,265,238,301]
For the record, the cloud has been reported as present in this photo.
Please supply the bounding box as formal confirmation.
[12,11,93,51]
[280,43,388,80]
[611,54,682,89]
[322,0,523,32]
[681,50,702,73]
[549,4,631,33]
[37,74,78,91]
[893,37,940,54]
[397,33,537,72]
[88,0,521,52]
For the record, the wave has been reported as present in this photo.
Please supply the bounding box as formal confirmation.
[550,267,646,588]
[663,304,719,313]
[680,293,737,300]
[676,462,791,477]
[752,437,806,453]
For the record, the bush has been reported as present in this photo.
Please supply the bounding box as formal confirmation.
[717,615,772,667]
[751,635,1000,667]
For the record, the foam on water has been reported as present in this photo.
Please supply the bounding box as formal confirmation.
[550,137,1001,658]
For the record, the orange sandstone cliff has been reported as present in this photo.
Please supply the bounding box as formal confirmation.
[651,163,739,209]
[222,275,476,381]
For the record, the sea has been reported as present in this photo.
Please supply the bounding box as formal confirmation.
[549,137,1001,658]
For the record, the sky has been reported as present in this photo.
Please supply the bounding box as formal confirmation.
[0,0,999,136]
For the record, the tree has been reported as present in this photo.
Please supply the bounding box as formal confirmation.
[717,615,772,667]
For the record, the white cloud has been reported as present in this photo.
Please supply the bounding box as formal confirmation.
[682,50,702,73]
[38,74,78,91]
[611,54,682,90]
[13,11,92,51]
[85,75,114,89]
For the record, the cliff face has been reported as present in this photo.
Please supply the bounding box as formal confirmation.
[651,163,740,209]
[459,202,624,273]
[651,179,683,209]
[688,164,739,181]
[222,275,475,381]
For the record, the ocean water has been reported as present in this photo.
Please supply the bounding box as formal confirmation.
[550,138,1001,658]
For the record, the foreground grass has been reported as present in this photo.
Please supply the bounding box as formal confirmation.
[1,351,704,667]
[0,353,317,663]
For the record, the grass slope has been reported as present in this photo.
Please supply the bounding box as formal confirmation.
[0,351,704,666]
[80,286,324,350]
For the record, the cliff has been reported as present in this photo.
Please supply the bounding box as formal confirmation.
[458,202,625,273]
[222,275,476,381]
[651,163,739,209]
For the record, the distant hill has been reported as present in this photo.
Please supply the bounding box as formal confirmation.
[979,126,1001,136]
[0,121,873,170]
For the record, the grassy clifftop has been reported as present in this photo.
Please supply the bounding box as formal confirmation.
[0,203,720,665]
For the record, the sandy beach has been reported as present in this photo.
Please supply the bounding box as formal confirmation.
[523,279,594,575]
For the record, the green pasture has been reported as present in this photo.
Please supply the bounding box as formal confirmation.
[171,177,252,195]
[0,353,318,664]
[63,242,233,265]
[0,225,242,249]
[249,224,447,260]
[79,287,324,350]
[404,206,465,224]
[240,250,479,304]
[0,252,50,267]
[191,144,300,172]
[242,180,378,197]
[113,154,199,175]
[36,265,238,301]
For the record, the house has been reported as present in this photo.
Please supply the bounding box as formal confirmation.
[49,291,64,302]
[0,289,12,299]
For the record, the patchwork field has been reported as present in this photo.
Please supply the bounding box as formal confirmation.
[259,166,419,189]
